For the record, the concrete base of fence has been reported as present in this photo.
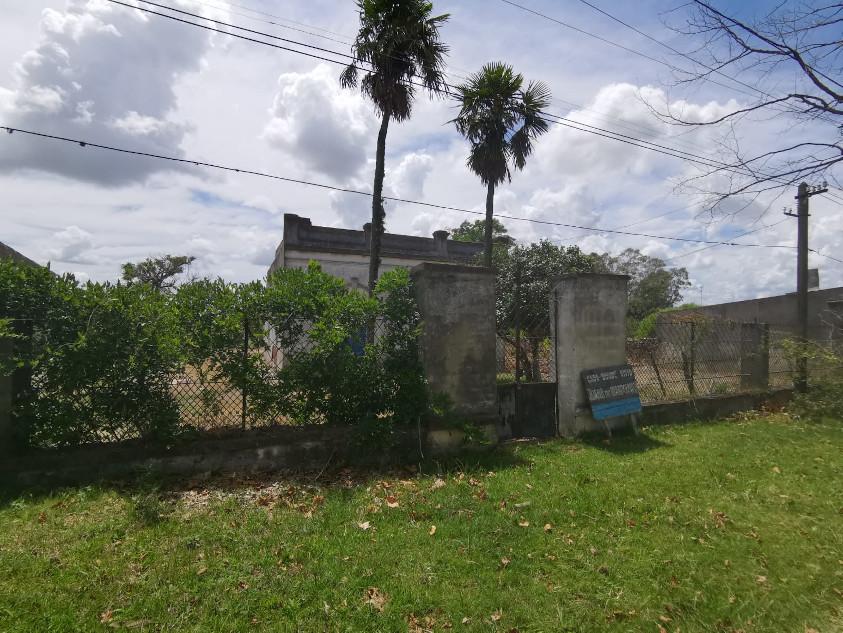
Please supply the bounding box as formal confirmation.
[640,389,792,427]
[1,422,498,486]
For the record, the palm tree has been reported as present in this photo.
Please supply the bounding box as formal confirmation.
[453,62,551,267]
[341,0,450,294]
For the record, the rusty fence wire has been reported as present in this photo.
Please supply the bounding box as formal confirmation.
[169,317,382,433]
[627,320,747,404]
[628,319,842,405]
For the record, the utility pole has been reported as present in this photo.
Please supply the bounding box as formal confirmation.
[785,180,827,393]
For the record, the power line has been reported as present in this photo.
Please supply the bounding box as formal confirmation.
[104,0,354,68]
[571,0,776,102]
[664,218,790,261]
[187,0,724,155]
[187,0,353,41]
[507,0,841,130]
[177,0,354,46]
[107,0,839,208]
[108,0,728,173]
[497,0,759,99]
[1,125,806,253]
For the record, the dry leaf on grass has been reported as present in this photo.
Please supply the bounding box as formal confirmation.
[518,519,530,528]
[429,525,437,536]
[490,610,502,622]
[386,496,399,509]
[543,523,553,532]
[99,609,113,624]
[363,587,389,612]
[431,478,446,490]
[358,521,371,531]
[500,557,511,568]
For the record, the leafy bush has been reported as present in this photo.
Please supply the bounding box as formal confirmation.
[251,264,426,427]
[1,262,183,447]
[632,303,701,339]
[0,259,429,448]
[783,340,843,420]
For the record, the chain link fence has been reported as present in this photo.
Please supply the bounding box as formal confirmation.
[628,319,841,404]
[495,279,556,385]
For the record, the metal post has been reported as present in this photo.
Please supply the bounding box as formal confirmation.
[241,316,249,430]
[787,181,827,393]
[796,182,809,393]
[514,264,522,385]
[689,322,696,396]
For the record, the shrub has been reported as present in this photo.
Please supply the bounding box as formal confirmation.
[2,267,184,447]
[1,259,430,448]
[250,264,427,428]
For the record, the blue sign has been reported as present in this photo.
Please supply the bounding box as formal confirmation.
[581,364,642,421]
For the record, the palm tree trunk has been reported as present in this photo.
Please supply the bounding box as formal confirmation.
[368,111,391,296]
[484,181,495,268]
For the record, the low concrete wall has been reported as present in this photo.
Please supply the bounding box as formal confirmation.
[2,420,500,486]
[640,389,792,427]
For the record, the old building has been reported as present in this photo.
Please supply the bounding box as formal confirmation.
[268,214,483,289]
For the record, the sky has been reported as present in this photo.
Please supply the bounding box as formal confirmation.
[0,0,840,304]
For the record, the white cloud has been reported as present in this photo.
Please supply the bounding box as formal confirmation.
[263,64,376,182]
[392,151,434,199]
[48,225,94,263]
[0,1,839,302]
[0,0,222,185]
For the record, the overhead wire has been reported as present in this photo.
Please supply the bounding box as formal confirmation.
[0,125,810,254]
[111,0,831,196]
[11,0,838,262]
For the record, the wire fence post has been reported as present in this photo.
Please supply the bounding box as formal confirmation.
[514,264,522,385]
[241,315,249,431]
[681,322,697,396]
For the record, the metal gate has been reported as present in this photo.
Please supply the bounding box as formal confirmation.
[496,261,558,439]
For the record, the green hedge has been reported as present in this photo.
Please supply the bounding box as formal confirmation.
[0,260,427,448]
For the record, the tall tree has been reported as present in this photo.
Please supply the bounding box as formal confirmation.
[121,255,195,291]
[453,62,551,267]
[341,0,450,294]
[449,218,515,261]
[496,241,597,380]
[595,249,691,322]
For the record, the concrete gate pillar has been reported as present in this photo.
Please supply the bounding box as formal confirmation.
[552,273,630,436]
[411,263,498,445]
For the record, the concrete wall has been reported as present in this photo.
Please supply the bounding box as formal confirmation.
[269,214,484,290]
[554,273,630,436]
[411,262,498,428]
[670,287,843,343]
[641,389,792,427]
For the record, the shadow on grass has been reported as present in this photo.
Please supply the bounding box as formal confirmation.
[581,430,671,454]
[0,443,534,510]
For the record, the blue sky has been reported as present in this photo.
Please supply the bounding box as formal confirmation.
[0,0,840,303]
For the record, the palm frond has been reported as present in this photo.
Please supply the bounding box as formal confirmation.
[453,62,552,184]
[341,0,450,118]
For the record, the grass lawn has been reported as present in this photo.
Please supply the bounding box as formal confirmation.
[0,413,841,632]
